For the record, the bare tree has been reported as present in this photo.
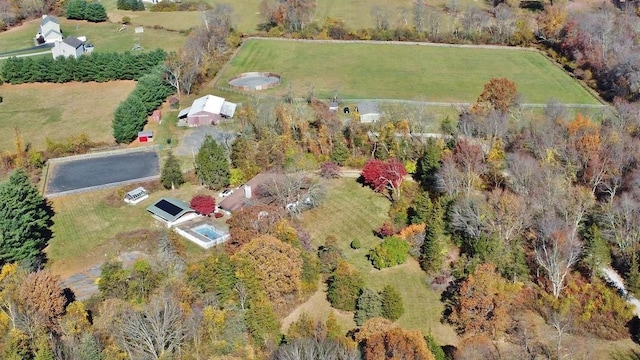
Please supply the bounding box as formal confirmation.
[535,222,582,298]
[371,6,390,31]
[258,174,326,216]
[235,281,249,311]
[114,292,190,360]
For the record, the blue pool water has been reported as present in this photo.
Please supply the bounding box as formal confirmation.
[192,224,223,242]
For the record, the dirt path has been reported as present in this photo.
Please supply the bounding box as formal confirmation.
[281,282,356,333]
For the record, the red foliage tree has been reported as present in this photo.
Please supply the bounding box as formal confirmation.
[190,195,216,216]
[361,159,407,201]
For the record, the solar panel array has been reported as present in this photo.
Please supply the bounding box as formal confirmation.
[155,199,183,216]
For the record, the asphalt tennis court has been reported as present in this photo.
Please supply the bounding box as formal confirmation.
[45,149,160,197]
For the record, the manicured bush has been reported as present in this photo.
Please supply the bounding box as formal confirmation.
[190,195,216,216]
[380,285,404,321]
[350,239,361,249]
[369,236,409,269]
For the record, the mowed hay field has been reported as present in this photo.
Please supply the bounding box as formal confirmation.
[0,18,186,55]
[0,81,135,151]
[220,39,600,104]
[298,178,459,346]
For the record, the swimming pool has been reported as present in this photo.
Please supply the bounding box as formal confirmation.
[192,224,224,242]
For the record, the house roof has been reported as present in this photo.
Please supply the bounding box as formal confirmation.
[40,15,59,26]
[179,95,237,118]
[218,173,284,212]
[357,101,380,115]
[147,198,195,223]
[63,37,84,49]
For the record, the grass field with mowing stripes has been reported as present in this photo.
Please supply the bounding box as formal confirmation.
[299,178,459,346]
[219,39,600,104]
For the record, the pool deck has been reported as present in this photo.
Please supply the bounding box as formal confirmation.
[174,216,230,249]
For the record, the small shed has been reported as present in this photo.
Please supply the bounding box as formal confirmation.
[138,130,154,142]
[329,101,339,112]
[124,187,148,205]
[357,101,381,123]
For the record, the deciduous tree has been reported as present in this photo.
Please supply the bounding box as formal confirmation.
[18,270,66,333]
[236,235,302,309]
[363,327,435,360]
[189,195,216,216]
[361,158,407,201]
[327,260,363,311]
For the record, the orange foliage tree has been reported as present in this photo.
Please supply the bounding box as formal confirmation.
[363,327,435,360]
[236,235,302,310]
[447,263,521,338]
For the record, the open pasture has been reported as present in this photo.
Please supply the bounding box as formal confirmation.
[0,81,135,151]
[219,39,601,104]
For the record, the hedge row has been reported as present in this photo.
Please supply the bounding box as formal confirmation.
[0,49,166,84]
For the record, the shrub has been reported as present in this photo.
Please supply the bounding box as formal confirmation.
[375,221,397,238]
[319,161,341,179]
[350,239,361,249]
[369,236,409,269]
[190,195,216,216]
[214,212,223,218]
[121,16,131,24]
[327,261,363,311]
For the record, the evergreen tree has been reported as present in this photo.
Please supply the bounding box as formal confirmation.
[582,224,611,276]
[415,138,442,192]
[195,135,230,190]
[65,0,87,20]
[161,152,184,189]
[409,190,433,225]
[130,67,175,113]
[77,334,101,360]
[327,260,363,311]
[112,95,147,143]
[132,0,145,11]
[116,0,131,10]
[425,333,446,360]
[84,3,108,22]
[355,288,383,325]
[380,285,404,321]
[0,169,53,268]
[34,336,54,360]
[325,311,342,340]
[330,141,349,165]
[420,200,445,273]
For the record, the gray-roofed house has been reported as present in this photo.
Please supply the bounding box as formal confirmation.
[147,198,199,227]
[35,15,62,44]
[357,101,381,123]
[178,94,237,127]
[51,36,93,59]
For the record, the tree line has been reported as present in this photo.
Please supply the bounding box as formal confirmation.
[65,0,108,23]
[0,49,166,84]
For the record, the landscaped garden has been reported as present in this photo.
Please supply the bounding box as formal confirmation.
[218,39,601,104]
[299,177,459,345]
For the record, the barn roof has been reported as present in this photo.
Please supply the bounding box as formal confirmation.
[147,198,195,223]
[180,95,237,118]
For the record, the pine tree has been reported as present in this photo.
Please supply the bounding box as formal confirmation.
[195,135,230,190]
[425,333,446,360]
[161,152,184,189]
[420,200,445,273]
[355,288,383,325]
[0,169,53,268]
[415,138,443,192]
[325,311,342,340]
[33,336,54,360]
[77,334,101,360]
[65,0,87,20]
[380,285,404,321]
[112,95,147,143]
[84,3,108,22]
[330,141,349,165]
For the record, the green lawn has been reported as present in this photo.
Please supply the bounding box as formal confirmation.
[0,81,136,151]
[0,18,185,54]
[218,39,600,104]
[299,178,459,346]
